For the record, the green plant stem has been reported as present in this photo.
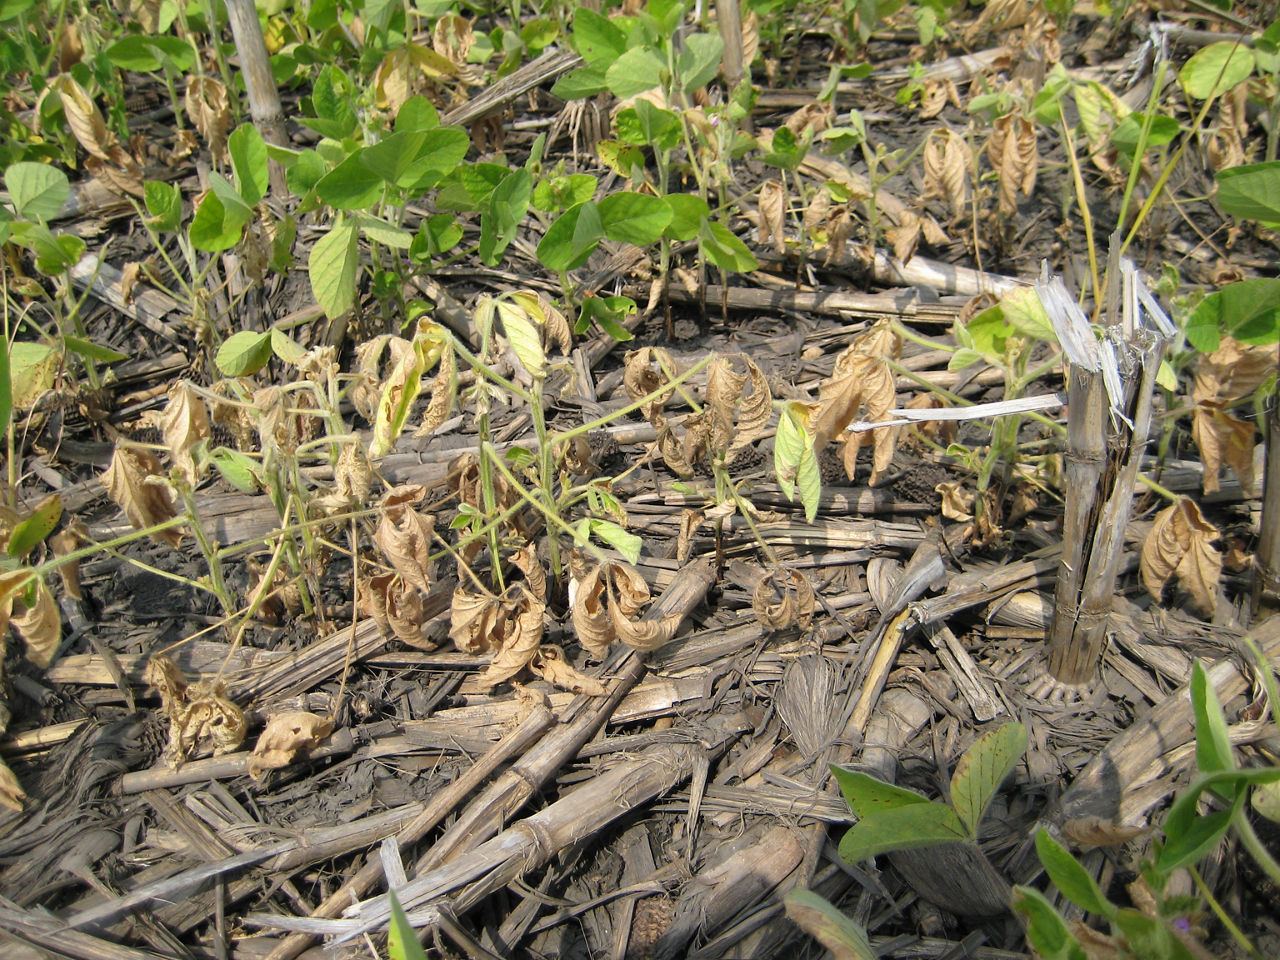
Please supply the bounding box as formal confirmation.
[1116,58,1170,233]
[176,482,237,621]
[529,375,562,579]
[1135,473,1180,502]
[1233,812,1280,890]
[1059,118,1100,304]
[1189,864,1259,958]
[214,500,293,685]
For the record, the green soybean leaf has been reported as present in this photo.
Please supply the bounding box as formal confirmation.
[663,194,709,242]
[144,181,183,232]
[9,222,85,274]
[571,7,627,67]
[700,220,758,272]
[480,168,532,265]
[6,162,69,222]
[830,766,931,818]
[190,192,240,252]
[589,519,642,564]
[950,722,1026,836]
[550,64,610,100]
[229,123,269,205]
[1216,161,1280,224]
[1014,887,1087,960]
[1112,909,1196,960]
[538,201,603,271]
[105,35,164,72]
[0,0,37,22]
[1158,767,1280,871]
[605,46,665,98]
[437,162,511,211]
[360,127,469,190]
[1034,830,1112,917]
[309,218,359,319]
[307,66,358,139]
[1110,113,1179,155]
[837,803,968,862]
[215,330,273,376]
[270,328,308,365]
[1179,42,1254,101]
[677,32,723,94]
[353,212,413,249]
[598,191,671,246]
[315,151,384,210]
[576,295,635,340]
[7,493,61,558]
[395,96,440,133]
[782,890,876,960]
[1186,278,1280,352]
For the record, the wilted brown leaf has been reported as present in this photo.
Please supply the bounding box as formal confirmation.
[1192,403,1256,496]
[757,178,786,252]
[606,564,682,651]
[752,567,815,631]
[569,555,613,658]
[316,443,374,514]
[419,345,456,435]
[706,353,771,458]
[987,114,1037,218]
[478,583,545,687]
[936,481,974,521]
[449,585,503,654]
[530,645,609,696]
[52,74,113,161]
[1061,816,1148,850]
[161,382,211,487]
[433,13,474,66]
[144,655,247,769]
[624,347,680,424]
[824,204,854,266]
[102,444,182,548]
[785,102,832,137]
[0,759,24,811]
[184,76,231,164]
[374,485,435,595]
[12,579,60,668]
[809,321,901,485]
[1140,498,1222,617]
[885,209,922,264]
[1192,336,1274,406]
[248,711,334,780]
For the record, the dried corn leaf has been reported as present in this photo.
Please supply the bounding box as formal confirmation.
[752,567,815,631]
[102,444,182,548]
[12,578,60,668]
[1140,498,1222,617]
[374,485,435,595]
[757,178,786,252]
[161,381,211,486]
[248,711,334,780]
[530,645,608,696]
[1192,402,1255,496]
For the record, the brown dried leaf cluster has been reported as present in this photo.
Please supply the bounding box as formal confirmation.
[752,567,815,632]
[1140,498,1222,617]
[1190,337,1272,495]
[102,444,183,548]
[923,129,972,221]
[144,655,248,769]
[249,711,334,780]
[986,114,1037,218]
[569,551,683,655]
[184,76,232,164]
[807,321,902,485]
[449,545,549,687]
[53,74,144,197]
[625,350,770,478]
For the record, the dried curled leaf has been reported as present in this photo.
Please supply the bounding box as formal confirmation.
[248,711,334,780]
[923,128,971,221]
[316,443,374,514]
[757,178,786,252]
[161,381,211,486]
[12,579,61,668]
[752,567,815,631]
[624,347,680,424]
[184,76,231,164]
[102,444,183,548]
[477,583,546,687]
[530,645,609,696]
[569,555,613,659]
[449,585,503,654]
[351,335,409,423]
[1140,498,1222,617]
[809,321,901,485]
[986,114,1037,218]
[1192,402,1255,496]
[374,485,435,595]
[144,655,247,769]
[936,481,974,521]
[0,759,24,811]
[606,564,681,651]
[419,345,456,435]
[706,353,771,459]
[52,74,113,162]
[1192,336,1274,406]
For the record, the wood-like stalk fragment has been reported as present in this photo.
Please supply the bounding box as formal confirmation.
[1254,348,1280,616]
[223,0,288,196]
[1045,251,1173,684]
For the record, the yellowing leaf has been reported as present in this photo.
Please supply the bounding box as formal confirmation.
[102,444,182,548]
[1140,498,1222,617]
[248,711,334,780]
